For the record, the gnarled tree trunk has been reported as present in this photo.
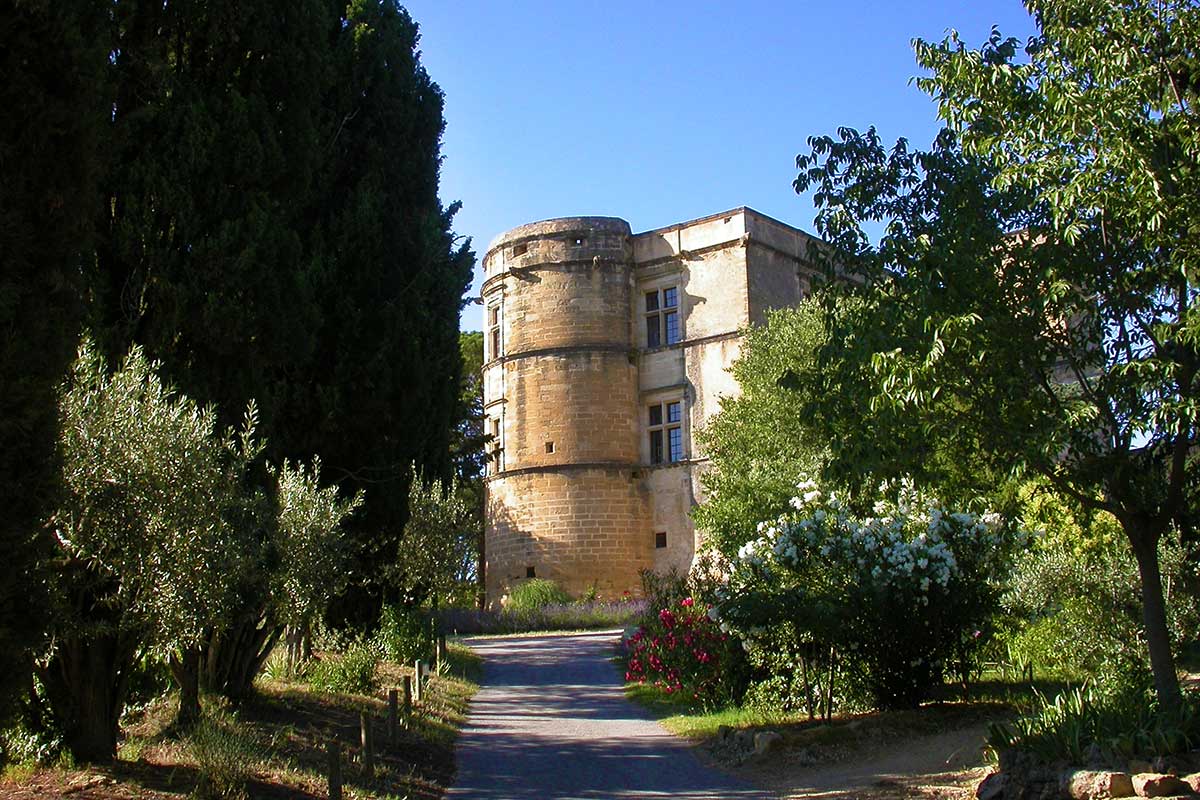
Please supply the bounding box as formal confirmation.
[40,629,140,763]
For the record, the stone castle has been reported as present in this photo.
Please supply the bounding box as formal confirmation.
[481,208,821,605]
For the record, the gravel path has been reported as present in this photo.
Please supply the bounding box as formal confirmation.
[447,630,769,800]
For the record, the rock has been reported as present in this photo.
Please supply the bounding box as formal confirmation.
[735,729,754,749]
[1132,773,1191,797]
[1065,770,1135,800]
[716,725,733,744]
[754,731,783,757]
[1184,773,1200,794]
[976,771,1006,800]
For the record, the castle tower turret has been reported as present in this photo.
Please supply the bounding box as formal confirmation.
[481,217,652,604]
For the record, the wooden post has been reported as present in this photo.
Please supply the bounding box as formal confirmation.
[360,712,373,772]
[387,688,398,747]
[437,634,447,673]
[327,741,342,800]
[413,660,423,704]
[403,675,413,723]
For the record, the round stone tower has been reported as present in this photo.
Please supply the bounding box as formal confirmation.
[481,217,652,605]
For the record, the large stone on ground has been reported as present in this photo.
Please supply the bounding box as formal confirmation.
[976,771,1006,800]
[1185,773,1200,794]
[1065,770,1134,799]
[1132,773,1192,797]
[754,731,783,757]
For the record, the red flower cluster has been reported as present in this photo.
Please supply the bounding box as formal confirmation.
[624,597,729,702]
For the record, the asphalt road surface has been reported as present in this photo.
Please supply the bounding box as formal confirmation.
[447,630,768,800]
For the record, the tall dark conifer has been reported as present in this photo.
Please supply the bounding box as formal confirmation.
[0,0,104,727]
[313,0,474,625]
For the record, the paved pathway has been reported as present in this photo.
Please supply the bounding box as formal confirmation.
[448,630,768,800]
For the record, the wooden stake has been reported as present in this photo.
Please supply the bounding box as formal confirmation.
[327,740,342,800]
[388,688,398,747]
[360,712,373,772]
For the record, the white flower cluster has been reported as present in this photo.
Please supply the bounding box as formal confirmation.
[733,478,1020,601]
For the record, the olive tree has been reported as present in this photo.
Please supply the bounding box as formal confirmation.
[43,339,255,759]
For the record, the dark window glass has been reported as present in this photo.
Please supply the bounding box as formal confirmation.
[649,405,663,426]
[663,287,678,308]
[645,291,659,312]
[650,430,664,464]
[668,427,683,462]
[655,532,667,548]
[667,401,681,424]
[646,315,660,348]
[664,310,680,344]
[526,566,536,578]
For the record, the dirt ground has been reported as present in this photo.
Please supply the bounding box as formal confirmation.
[705,706,998,800]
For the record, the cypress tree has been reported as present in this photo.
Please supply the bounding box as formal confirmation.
[0,0,104,727]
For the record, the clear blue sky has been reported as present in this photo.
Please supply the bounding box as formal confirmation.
[401,1,1038,332]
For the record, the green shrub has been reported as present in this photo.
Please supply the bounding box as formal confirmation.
[718,480,1025,710]
[506,578,571,611]
[376,604,434,664]
[988,683,1200,765]
[307,638,380,695]
[1001,529,1198,685]
[188,711,262,800]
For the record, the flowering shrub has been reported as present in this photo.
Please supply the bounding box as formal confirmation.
[624,597,740,706]
[717,479,1026,709]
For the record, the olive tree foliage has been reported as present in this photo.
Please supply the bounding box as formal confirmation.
[791,0,1200,708]
[387,471,474,608]
[694,302,831,556]
[272,459,363,630]
[271,458,362,673]
[42,339,257,760]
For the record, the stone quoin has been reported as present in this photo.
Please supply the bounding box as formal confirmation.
[481,208,821,606]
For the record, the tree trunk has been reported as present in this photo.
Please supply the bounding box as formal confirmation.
[40,630,138,763]
[169,647,201,728]
[202,611,281,700]
[1126,521,1182,711]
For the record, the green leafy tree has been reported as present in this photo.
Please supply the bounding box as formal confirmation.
[43,340,256,760]
[451,331,487,606]
[388,470,474,608]
[793,0,1200,708]
[0,0,104,727]
[694,302,831,556]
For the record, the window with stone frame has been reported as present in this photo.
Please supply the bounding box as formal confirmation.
[647,399,684,464]
[644,286,681,348]
[488,304,502,361]
[488,416,503,473]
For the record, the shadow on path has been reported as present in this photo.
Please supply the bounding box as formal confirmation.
[448,631,769,799]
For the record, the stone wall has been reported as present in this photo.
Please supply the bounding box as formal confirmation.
[486,466,653,601]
